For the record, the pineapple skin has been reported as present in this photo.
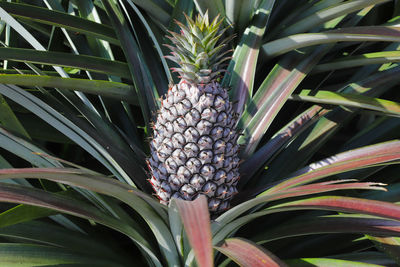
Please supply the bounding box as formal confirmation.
[148,80,240,213]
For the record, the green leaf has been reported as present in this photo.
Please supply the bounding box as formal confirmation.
[263,26,400,58]
[0,182,161,266]
[368,236,400,264]
[260,65,400,182]
[0,74,137,104]
[0,48,131,79]
[0,94,30,138]
[0,243,126,267]
[240,105,326,185]
[0,127,63,168]
[290,90,400,117]
[226,0,275,115]
[0,1,119,45]
[0,84,147,187]
[193,0,224,22]
[168,200,184,257]
[126,0,171,25]
[279,0,390,37]
[126,1,172,83]
[215,180,386,237]
[285,257,384,267]
[0,221,123,262]
[0,167,177,267]
[313,51,400,73]
[239,45,328,157]
[102,0,158,128]
[215,238,287,267]
[0,204,56,228]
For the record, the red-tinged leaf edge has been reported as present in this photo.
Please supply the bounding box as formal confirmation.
[255,215,400,244]
[267,196,400,222]
[216,180,387,229]
[266,139,400,194]
[215,238,287,267]
[174,195,213,267]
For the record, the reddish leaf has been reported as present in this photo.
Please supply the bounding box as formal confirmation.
[255,215,400,244]
[217,180,386,227]
[174,195,213,267]
[267,140,400,194]
[215,238,287,267]
[268,196,400,221]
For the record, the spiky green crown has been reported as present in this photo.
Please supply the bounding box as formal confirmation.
[165,12,232,84]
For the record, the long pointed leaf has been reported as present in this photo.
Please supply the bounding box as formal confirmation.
[313,50,400,73]
[215,238,287,267]
[0,243,127,267]
[266,139,400,194]
[263,26,400,58]
[280,0,390,37]
[0,47,131,79]
[266,195,400,221]
[290,90,400,117]
[240,105,327,184]
[255,215,400,244]
[0,84,137,186]
[240,45,328,157]
[0,167,178,267]
[174,195,213,267]
[0,1,119,45]
[225,0,275,115]
[0,182,161,266]
[0,74,137,103]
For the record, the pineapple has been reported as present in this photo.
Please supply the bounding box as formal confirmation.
[147,13,239,213]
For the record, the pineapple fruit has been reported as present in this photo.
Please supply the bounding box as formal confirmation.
[147,13,240,213]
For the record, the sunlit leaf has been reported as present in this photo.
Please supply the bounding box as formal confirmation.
[263,26,400,58]
[226,0,275,115]
[266,140,400,194]
[0,243,127,267]
[174,195,213,267]
[290,90,400,117]
[0,74,137,104]
[313,50,400,73]
[215,238,287,267]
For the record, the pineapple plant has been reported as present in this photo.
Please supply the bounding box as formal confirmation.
[0,0,399,266]
[148,13,240,212]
